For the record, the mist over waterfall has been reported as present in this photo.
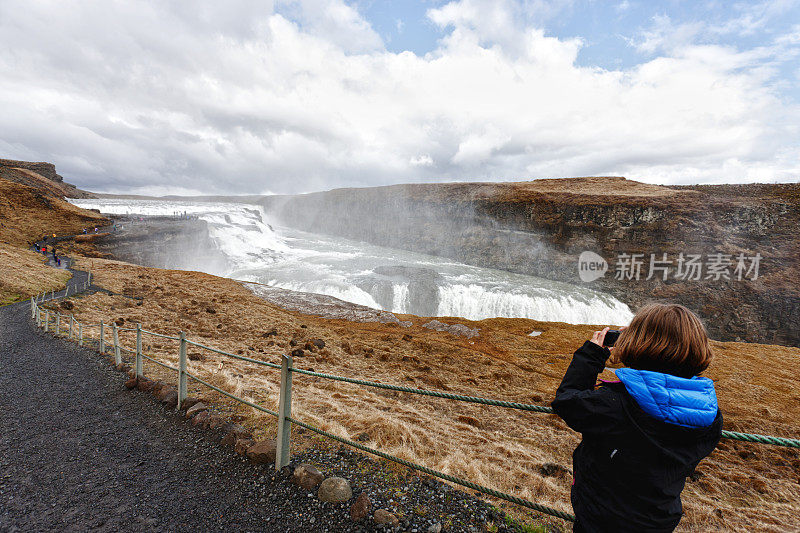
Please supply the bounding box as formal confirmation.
[72,199,633,325]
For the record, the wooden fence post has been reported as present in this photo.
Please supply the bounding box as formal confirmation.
[79,323,83,346]
[275,354,294,470]
[177,331,187,409]
[135,323,143,377]
[44,310,49,332]
[99,321,105,353]
[55,314,60,335]
[113,323,121,366]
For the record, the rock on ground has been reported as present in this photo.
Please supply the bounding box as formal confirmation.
[317,477,353,503]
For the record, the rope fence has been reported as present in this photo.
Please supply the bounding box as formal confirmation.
[29,279,800,524]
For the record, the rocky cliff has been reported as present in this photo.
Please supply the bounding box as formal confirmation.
[0,158,95,198]
[261,177,800,346]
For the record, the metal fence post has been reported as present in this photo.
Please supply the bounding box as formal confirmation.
[113,323,121,366]
[135,323,143,377]
[99,321,105,353]
[177,331,187,409]
[275,354,294,470]
[79,323,83,346]
[44,310,49,332]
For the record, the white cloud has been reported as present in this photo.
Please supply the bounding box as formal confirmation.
[410,154,434,167]
[0,0,797,194]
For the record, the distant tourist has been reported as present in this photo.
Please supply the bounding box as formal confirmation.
[552,303,721,532]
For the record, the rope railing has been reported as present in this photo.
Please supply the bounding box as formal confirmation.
[186,339,281,369]
[289,367,555,413]
[186,371,279,417]
[141,329,181,341]
[140,352,178,372]
[28,276,800,526]
[287,415,576,521]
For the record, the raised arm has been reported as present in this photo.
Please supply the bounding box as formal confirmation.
[551,331,622,434]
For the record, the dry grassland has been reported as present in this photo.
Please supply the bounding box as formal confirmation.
[0,244,71,304]
[50,257,800,532]
[0,177,106,247]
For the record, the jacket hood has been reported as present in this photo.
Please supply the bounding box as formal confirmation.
[615,368,718,429]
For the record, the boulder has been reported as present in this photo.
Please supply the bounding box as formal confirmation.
[427,522,442,533]
[262,327,278,337]
[204,414,224,429]
[181,397,201,410]
[373,509,398,525]
[291,464,324,491]
[291,348,304,357]
[161,388,179,409]
[349,492,371,521]
[234,438,254,456]
[153,383,169,400]
[246,439,277,465]
[192,410,210,427]
[60,300,74,310]
[220,424,252,446]
[311,338,325,349]
[539,463,571,478]
[317,477,352,503]
[185,402,208,419]
[136,377,154,392]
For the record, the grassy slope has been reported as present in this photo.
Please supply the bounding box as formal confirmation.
[0,176,106,247]
[60,256,800,532]
[0,244,71,304]
[0,176,107,303]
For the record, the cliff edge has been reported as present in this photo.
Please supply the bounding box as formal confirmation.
[0,158,95,199]
[262,177,800,346]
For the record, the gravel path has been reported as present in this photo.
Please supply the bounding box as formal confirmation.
[0,271,532,533]
[1,270,344,532]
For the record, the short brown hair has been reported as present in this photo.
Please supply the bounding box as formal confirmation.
[612,303,713,378]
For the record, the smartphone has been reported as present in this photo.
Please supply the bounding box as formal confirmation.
[603,330,621,347]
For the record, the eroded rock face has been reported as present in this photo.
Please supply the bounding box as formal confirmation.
[262,181,800,346]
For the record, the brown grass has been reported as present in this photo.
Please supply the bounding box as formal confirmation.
[56,256,800,532]
[0,177,107,247]
[0,244,71,304]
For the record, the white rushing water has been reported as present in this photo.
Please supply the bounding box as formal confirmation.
[72,198,633,325]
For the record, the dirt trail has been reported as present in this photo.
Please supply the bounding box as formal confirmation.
[0,273,362,532]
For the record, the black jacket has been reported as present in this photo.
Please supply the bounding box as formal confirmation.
[552,341,722,532]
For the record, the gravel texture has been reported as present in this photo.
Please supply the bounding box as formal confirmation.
[0,270,547,533]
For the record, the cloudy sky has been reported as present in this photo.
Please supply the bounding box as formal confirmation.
[0,0,798,195]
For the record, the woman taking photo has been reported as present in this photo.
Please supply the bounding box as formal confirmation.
[552,303,723,532]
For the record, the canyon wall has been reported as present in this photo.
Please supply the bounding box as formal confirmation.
[262,178,800,346]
